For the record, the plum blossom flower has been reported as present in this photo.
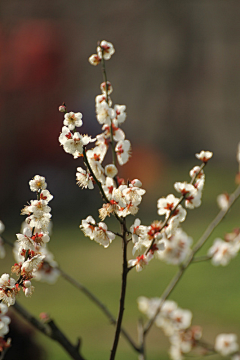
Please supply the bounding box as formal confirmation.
[97,40,115,60]
[130,179,142,188]
[0,317,10,337]
[34,247,60,284]
[95,94,112,108]
[0,274,19,306]
[39,190,53,203]
[174,182,202,209]
[93,222,115,248]
[130,218,147,245]
[59,127,95,159]
[21,198,52,231]
[86,152,106,185]
[96,101,114,126]
[122,185,146,207]
[113,104,127,125]
[189,166,205,180]
[128,253,152,272]
[88,54,101,66]
[115,140,131,165]
[0,303,10,336]
[208,238,238,266]
[157,195,187,233]
[63,112,83,130]
[137,296,162,318]
[98,203,115,221]
[76,167,94,189]
[215,333,239,356]
[195,150,213,163]
[158,194,181,217]
[29,175,47,192]
[217,193,230,210]
[102,177,116,201]
[21,254,45,277]
[105,164,118,178]
[81,217,116,247]
[170,308,192,331]
[102,122,125,142]
[157,228,192,265]
[87,144,107,164]
[80,216,96,240]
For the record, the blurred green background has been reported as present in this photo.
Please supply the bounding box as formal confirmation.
[2,161,240,360]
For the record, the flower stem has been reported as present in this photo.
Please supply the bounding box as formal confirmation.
[100,49,116,166]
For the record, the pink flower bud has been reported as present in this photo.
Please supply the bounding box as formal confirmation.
[59,104,66,113]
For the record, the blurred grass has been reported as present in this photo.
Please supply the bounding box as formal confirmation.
[2,161,240,360]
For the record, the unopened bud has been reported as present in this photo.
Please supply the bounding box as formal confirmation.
[59,103,67,113]
[39,312,50,322]
[130,179,142,188]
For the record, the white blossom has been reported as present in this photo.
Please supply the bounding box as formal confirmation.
[195,150,213,163]
[93,222,115,248]
[215,334,239,356]
[88,54,101,66]
[63,112,83,130]
[0,274,18,306]
[76,167,94,189]
[29,175,47,192]
[115,140,131,165]
[97,40,115,60]
[217,193,230,210]
[208,238,238,266]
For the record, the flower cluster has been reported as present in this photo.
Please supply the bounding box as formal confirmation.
[128,152,212,271]
[138,297,202,360]
[58,41,145,250]
[0,303,11,353]
[80,216,115,248]
[88,40,115,66]
[0,175,56,306]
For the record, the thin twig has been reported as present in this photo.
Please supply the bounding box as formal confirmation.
[100,46,116,166]
[13,301,86,360]
[137,318,145,360]
[191,255,212,263]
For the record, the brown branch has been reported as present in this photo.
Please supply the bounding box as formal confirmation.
[13,301,86,360]
[109,221,129,360]
[137,319,145,360]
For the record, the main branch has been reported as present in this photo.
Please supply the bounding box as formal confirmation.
[109,222,129,360]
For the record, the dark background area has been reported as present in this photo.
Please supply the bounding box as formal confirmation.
[1,0,240,227]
